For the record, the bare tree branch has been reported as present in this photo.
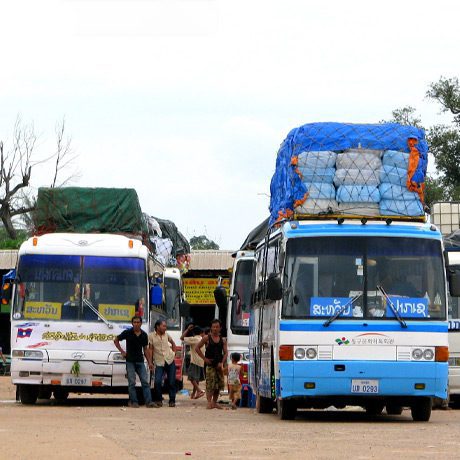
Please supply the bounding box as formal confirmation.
[0,116,78,239]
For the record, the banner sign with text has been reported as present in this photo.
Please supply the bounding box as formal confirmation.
[184,278,229,305]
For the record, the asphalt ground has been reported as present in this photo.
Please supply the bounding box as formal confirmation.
[1,377,460,459]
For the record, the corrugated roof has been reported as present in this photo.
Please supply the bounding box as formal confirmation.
[0,249,235,271]
[189,250,233,271]
[0,250,18,270]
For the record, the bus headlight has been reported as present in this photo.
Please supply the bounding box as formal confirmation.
[306,348,317,360]
[112,352,125,362]
[12,350,43,359]
[412,348,423,360]
[294,348,306,360]
[423,348,435,361]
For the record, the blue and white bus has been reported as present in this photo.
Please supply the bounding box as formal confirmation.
[250,219,455,421]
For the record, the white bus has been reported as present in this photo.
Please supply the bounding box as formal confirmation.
[447,249,460,405]
[250,219,452,421]
[215,250,256,386]
[154,266,187,390]
[7,232,163,404]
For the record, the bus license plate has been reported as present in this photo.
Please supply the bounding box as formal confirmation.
[63,375,89,386]
[351,379,379,394]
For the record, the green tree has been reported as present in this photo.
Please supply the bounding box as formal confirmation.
[382,97,460,208]
[426,77,460,199]
[189,235,219,250]
[381,106,423,128]
[0,226,28,249]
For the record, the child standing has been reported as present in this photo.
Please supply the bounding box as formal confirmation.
[227,352,243,410]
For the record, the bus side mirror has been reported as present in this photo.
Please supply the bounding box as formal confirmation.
[449,269,460,297]
[150,284,163,306]
[1,281,13,304]
[179,301,191,318]
[266,274,282,301]
[213,286,227,310]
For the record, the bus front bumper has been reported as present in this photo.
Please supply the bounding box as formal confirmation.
[11,359,132,387]
[278,360,448,400]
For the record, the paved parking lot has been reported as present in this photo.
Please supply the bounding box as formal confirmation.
[1,377,460,459]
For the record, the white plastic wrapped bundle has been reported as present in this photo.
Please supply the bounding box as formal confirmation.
[380,199,424,216]
[338,202,380,216]
[336,185,380,203]
[295,198,338,215]
[297,151,337,169]
[380,183,420,201]
[151,236,173,266]
[378,150,423,217]
[335,149,382,170]
[334,168,380,186]
[382,150,410,169]
[380,164,407,186]
[334,149,382,215]
[298,167,335,183]
[304,182,336,200]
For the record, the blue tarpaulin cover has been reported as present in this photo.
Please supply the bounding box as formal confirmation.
[269,122,428,225]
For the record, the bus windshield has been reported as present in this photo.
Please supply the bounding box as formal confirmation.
[164,277,181,330]
[282,236,446,321]
[231,259,255,334]
[13,254,147,322]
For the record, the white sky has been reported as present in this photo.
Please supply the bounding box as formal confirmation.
[1,0,459,249]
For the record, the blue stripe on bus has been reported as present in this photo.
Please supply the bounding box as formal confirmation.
[280,321,447,333]
[284,222,442,240]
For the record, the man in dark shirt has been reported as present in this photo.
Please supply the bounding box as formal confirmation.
[114,315,154,408]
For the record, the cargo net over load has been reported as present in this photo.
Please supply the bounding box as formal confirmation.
[269,122,428,225]
[144,214,191,272]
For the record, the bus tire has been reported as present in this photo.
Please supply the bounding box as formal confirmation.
[53,388,69,403]
[256,393,273,414]
[19,384,39,405]
[411,398,432,422]
[277,398,296,420]
[364,402,384,415]
[386,404,403,415]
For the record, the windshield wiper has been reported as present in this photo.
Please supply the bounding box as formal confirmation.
[376,285,407,329]
[323,293,362,327]
[83,298,113,329]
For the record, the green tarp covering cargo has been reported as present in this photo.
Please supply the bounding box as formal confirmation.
[33,187,148,236]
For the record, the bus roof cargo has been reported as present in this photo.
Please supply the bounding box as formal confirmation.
[33,187,148,236]
[269,122,428,225]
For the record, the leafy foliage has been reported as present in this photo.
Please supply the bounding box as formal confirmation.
[426,76,460,202]
[385,77,460,208]
[382,106,423,128]
[189,235,219,250]
[0,226,28,249]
